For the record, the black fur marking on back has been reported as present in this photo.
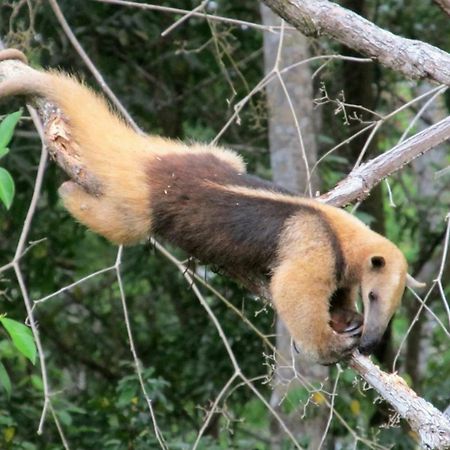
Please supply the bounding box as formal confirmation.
[148,152,346,280]
[148,152,302,276]
[324,222,346,283]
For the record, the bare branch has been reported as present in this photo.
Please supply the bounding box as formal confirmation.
[261,0,450,85]
[0,58,103,194]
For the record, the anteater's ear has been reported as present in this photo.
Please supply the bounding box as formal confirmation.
[370,256,385,269]
[406,273,426,289]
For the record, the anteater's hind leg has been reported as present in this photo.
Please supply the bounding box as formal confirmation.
[59,181,149,244]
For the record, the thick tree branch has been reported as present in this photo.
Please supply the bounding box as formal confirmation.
[2,55,450,449]
[319,116,450,206]
[261,0,450,86]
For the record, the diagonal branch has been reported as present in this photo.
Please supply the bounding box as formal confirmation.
[319,115,450,206]
[350,353,450,449]
[261,0,450,85]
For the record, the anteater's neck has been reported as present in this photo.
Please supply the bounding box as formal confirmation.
[147,152,303,276]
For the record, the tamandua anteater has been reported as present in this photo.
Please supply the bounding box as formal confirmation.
[0,49,423,364]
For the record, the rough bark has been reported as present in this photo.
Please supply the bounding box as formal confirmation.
[350,353,450,450]
[260,5,328,448]
[261,0,450,86]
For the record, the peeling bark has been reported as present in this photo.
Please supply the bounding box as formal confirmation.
[0,59,104,196]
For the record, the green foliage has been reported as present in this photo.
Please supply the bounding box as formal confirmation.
[0,111,21,210]
[0,361,12,398]
[0,315,37,404]
[0,111,22,151]
[0,168,15,210]
[0,316,37,365]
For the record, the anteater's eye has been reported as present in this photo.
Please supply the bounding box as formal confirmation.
[369,291,377,302]
[371,256,385,268]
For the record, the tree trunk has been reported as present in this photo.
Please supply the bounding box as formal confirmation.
[260,5,329,449]
[340,0,394,368]
[406,82,450,390]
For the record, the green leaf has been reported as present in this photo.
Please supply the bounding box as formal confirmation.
[0,361,12,398]
[0,415,15,427]
[31,374,44,392]
[0,147,9,159]
[0,317,36,365]
[57,410,72,427]
[0,110,22,152]
[0,167,15,209]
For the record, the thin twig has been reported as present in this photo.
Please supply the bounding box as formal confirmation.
[94,0,291,32]
[114,247,169,450]
[47,0,142,131]
[161,0,208,37]
[317,366,342,450]
[33,265,116,305]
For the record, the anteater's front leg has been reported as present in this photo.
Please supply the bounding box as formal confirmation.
[270,253,360,364]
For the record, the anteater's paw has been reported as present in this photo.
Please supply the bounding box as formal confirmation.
[316,328,361,365]
[329,308,363,336]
